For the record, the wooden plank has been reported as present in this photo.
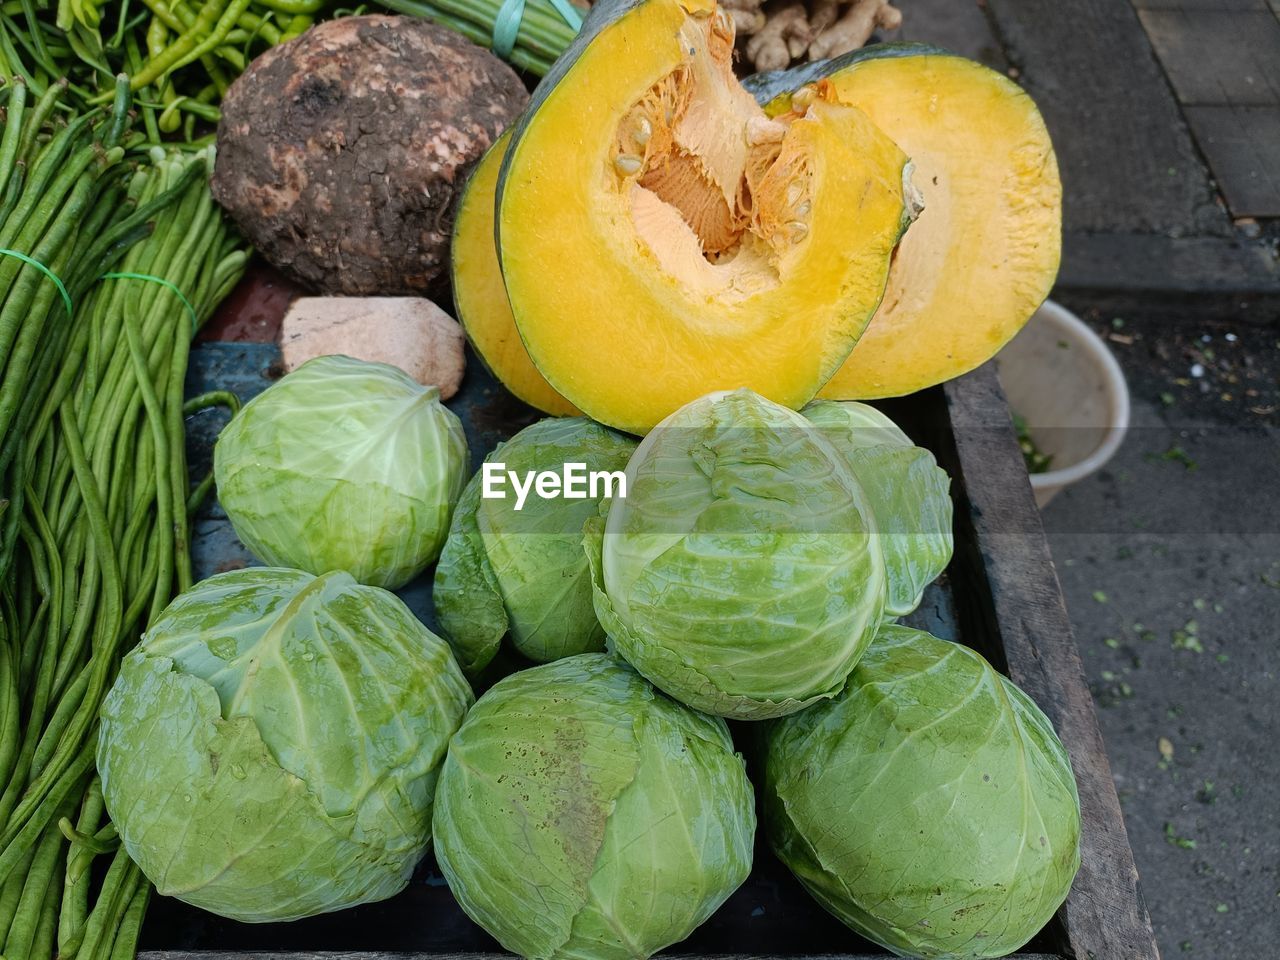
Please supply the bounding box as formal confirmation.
[1138,9,1280,105]
[942,365,1161,960]
[1185,105,1280,216]
[984,0,1230,238]
[1058,232,1280,294]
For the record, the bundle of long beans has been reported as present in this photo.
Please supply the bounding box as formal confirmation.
[0,80,247,960]
[0,0,329,141]
[374,0,585,74]
[3,0,586,146]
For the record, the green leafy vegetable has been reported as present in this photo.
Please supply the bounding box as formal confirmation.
[214,355,468,589]
[763,624,1081,959]
[97,568,473,922]
[433,417,636,674]
[586,389,886,720]
[802,399,953,618]
[433,653,754,959]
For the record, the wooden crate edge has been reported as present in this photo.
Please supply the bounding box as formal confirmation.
[943,364,1161,960]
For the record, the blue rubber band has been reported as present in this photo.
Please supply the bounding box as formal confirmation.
[99,272,199,333]
[492,0,583,60]
[547,0,584,31]
[492,0,528,59]
[0,248,73,317]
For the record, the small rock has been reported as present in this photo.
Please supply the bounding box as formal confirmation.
[1235,217,1261,239]
[280,297,466,398]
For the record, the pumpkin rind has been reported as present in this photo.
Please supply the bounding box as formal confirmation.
[452,132,580,416]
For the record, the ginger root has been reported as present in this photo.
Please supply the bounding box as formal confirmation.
[745,2,812,72]
[808,0,902,61]
[733,0,902,72]
[721,0,768,36]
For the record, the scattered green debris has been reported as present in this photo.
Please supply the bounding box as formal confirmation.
[1158,737,1175,761]
[1104,637,1120,649]
[1172,620,1204,653]
[1215,903,1230,914]
[1147,444,1199,471]
[1011,413,1053,474]
[1197,781,1216,805]
[1092,590,1108,604]
[1112,317,1126,330]
[1180,941,1193,952]
[1192,598,1206,611]
[1160,391,1176,407]
[1164,822,1196,850]
[1216,653,1229,664]
[1116,545,1134,560]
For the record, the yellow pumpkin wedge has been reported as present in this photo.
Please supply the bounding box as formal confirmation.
[452,132,580,417]
[748,45,1062,399]
[495,0,912,434]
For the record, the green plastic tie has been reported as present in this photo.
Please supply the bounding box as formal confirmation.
[100,272,199,332]
[493,0,583,60]
[0,247,73,317]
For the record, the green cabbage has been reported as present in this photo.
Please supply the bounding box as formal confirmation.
[214,355,468,588]
[97,568,473,922]
[433,417,636,674]
[802,400,953,617]
[433,654,755,959]
[763,624,1081,959]
[586,389,885,720]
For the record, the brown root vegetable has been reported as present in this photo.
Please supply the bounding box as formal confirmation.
[212,15,529,296]
[735,0,902,72]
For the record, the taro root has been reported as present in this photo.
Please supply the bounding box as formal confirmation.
[212,15,529,296]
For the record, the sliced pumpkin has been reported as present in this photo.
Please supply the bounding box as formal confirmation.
[452,132,580,417]
[495,0,912,434]
[748,45,1062,399]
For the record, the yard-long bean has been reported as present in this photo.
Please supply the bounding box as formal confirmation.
[0,86,247,960]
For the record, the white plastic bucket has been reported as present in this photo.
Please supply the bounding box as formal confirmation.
[995,300,1131,507]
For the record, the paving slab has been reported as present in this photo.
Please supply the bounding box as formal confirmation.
[1133,0,1268,10]
[1033,304,1280,958]
[882,0,1007,67]
[985,0,1229,238]
[1138,9,1280,105]
[1184,105,1280,217]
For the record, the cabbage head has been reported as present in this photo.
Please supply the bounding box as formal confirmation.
[433,653,755,960]
[802,400,953,617]
[433,417,636,674]
[214,355,468,588]
[98,568,473,922]
[586,389,885,720]
[763,624,1081,959]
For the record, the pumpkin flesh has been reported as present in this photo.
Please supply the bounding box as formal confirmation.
[497,0,910,433]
